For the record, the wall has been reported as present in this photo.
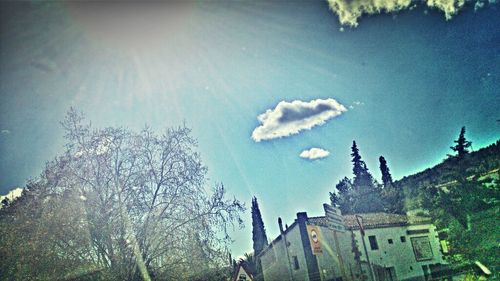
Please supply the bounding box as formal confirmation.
[260,224,310,281]
[313,225,364,281]
[351,223,445,281]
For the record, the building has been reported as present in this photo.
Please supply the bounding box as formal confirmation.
[232,263,254,281]
[258,204,448,281]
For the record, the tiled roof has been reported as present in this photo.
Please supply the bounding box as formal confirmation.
[307,216,330,227]
[308,213,431,230]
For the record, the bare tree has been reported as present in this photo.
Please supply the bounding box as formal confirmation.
[1,108,244,280]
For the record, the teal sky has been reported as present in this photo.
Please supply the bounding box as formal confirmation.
[0,1,499,255]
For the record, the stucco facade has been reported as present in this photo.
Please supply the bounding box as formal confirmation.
[348,222,446,281]
[258,204,448,281]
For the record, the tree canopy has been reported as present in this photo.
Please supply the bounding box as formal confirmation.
[330,142,385,214]
[0,108,244,281]
[379,156,393,187]
[449,126,472,159]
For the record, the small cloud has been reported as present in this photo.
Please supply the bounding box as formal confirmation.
[1,129,10,135]
[251,98,347,142]
[349,101,365,109]
[300,148,330,160]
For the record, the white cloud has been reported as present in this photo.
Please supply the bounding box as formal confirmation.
[300,148,330,160]
[0,187,23,207]
[327,0,470,27]
[349,101,365,109]
[1,129,10,135]
[251,98,347,142]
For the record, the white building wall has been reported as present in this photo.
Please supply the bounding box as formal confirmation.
[260,225,310,281]
[351,223,445,281]
[313,225,361,281]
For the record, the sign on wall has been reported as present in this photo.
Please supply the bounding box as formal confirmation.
[324,203,345,232]
[307,225,323,255]
[411,236,433,261]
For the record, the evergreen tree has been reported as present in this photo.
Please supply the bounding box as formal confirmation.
[351,141,375,188]
[251,197,268,256]
[379,156,405,214]
[450,126,472,159]
[350,141,384,213]
[379,156,393,187]
[251,197,267,281]
[330,177,353,214]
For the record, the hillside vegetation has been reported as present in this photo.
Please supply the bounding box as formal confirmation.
[396,139,499,275]
[396,140,499,191]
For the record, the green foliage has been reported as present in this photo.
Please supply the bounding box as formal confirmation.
[330,142,388,215]
[400,134,500,272]
[351,141,375,189]
[379,156,405,214]
[449,126,472,159]
[347,141,385,213]
[251,197,268,257]
[0,184,98,281]
[330,177,353,214]
[396,140,500,200]
[239,252,256,277]
[251,197,267,281]
[330,133,499,272]
[379,156,393,186]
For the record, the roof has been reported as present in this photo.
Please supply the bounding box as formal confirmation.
[308,212,431,230]
[232,263,254,281]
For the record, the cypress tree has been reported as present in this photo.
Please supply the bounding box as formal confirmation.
[379,156,404,214]
[351,141,374,188]
[251,197,268,256]
[251,197,267,281]
[350,141,384,213]
[379,156,393,187]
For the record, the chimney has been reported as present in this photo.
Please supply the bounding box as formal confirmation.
[297,212,308,223]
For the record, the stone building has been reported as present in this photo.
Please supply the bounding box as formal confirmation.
[257,204,448,281]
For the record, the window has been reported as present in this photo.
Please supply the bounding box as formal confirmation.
[368,235,379,250]
[411,236,434,261]
[407,229,429,235]
[292,256,300,270]
[400,236,406,242]
[388,239,393,244]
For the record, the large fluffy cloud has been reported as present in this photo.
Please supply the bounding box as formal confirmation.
[251,98,347,142]
[327,0,470,27]
[300,148,330,160]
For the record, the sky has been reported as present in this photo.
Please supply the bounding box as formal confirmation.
[0,1,499,256]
